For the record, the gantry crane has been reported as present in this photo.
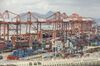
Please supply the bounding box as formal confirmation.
[68,13,93,35]
[0,10,94,49]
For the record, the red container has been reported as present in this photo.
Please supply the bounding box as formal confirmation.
[7,55,19,60]
[0,40,6,49]
[0,44,5,49]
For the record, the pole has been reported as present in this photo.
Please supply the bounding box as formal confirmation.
[7,24,9,40]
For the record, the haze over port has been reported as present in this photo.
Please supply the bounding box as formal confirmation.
[0,0,100,18]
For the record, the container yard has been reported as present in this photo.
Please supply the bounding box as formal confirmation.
[0,10,100,66]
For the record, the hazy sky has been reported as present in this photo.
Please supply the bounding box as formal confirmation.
[0,0,100,18]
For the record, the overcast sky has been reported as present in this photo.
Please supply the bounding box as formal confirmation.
[0,0,100,18]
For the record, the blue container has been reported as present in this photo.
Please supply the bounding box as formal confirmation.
[18,49,25,58]
[12,48,33,58]
[24,49,28,57]
[97,41,100,46]
[26,48,33,56]
[12,50,18,56]
[12,49,25,58]
[6,41,13,49]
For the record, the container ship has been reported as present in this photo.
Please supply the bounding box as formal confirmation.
[0,10,100,66]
